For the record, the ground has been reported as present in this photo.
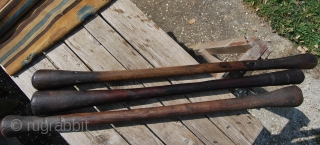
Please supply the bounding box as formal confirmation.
[1,0,319,144]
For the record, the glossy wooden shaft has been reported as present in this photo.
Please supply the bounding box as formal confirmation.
[30,69,304,115]
[31,54,318,90]
[1,86,303,137]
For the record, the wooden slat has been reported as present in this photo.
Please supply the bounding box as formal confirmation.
[83,15,233,144]
[11,56,54,99]
[199,37,269,79]
[197,49,225,78]
[190,37,252,55]
[261,47,273,60]
[100,0,264,144]
[240,37,268,61]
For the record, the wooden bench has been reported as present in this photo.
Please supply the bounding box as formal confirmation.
[9,0,267,144]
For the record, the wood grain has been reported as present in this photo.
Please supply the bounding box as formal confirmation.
[190,37,252,55]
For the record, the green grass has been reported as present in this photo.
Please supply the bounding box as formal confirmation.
[244,0,320,56]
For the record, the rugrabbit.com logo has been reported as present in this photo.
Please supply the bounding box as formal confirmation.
[10,119,89,134]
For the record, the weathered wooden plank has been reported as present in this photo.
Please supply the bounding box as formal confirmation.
[190,39,233,50]
[11,56,54,98]
[190,37,246,50]
[84,14,234,144]
[190,37,252,55]
[240,37,268,61]
[261,47,273,60]
[101,0,264,144]
[198,37,269,83]
[197,49,225,78]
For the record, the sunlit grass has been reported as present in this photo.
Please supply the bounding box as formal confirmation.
[244,0,320,57]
